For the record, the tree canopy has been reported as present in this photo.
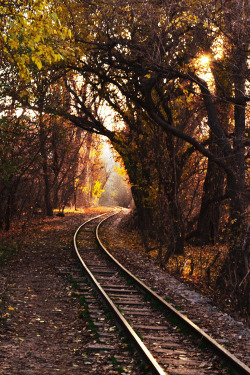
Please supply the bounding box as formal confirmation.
[1,0,249,314]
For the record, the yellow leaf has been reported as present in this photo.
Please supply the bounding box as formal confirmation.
[8,306,15,311]
[36,60,42,70]
[34,34,41,43]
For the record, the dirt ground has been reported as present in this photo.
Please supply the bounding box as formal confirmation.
[0,211,96,374]
[0,209,249,373]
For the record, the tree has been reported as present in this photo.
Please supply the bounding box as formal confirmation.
[0,110,40,229]
[0,0,71,81]
[2,0,249,310]
[55,0,249,308]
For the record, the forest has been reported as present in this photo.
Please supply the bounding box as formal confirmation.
[0,1,249,315]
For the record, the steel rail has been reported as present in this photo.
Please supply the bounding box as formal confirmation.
[96,213,250,375]
[73,210,167,375]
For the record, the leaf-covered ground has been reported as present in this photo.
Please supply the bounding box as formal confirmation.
[0,208,117,374]
[0,208,249,374]
[103,210,244,322]
[155,244,229,310]
[98,210,250,366]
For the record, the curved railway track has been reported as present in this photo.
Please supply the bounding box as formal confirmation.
[73,209,250,375]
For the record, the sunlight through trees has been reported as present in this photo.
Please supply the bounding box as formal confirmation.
[0,0,249,314]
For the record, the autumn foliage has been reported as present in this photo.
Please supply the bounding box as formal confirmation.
[0,0,249,315]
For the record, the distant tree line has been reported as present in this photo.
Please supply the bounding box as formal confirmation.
[0,105,110,230]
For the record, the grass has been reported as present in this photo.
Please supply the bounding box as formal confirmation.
[66,274,100,338]
[110,355,125,374]
[0,240,19,266]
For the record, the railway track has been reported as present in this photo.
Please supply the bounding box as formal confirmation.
[73,209,250,375]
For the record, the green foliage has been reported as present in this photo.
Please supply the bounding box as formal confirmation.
[0,0,72,80]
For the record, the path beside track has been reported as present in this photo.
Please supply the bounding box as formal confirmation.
[0,209,249,374]
[0,210,121,374]
[99,209,250,368]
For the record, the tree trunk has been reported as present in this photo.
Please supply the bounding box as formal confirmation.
[169,199,185,255]
[216,48,249,314]
[197,152,225,244]
[43,171,53,216]
[39,121,53,217]
[5,193,11,231]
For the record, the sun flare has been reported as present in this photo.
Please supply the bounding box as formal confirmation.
[199,55,210,65]
[193,54,214,93]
